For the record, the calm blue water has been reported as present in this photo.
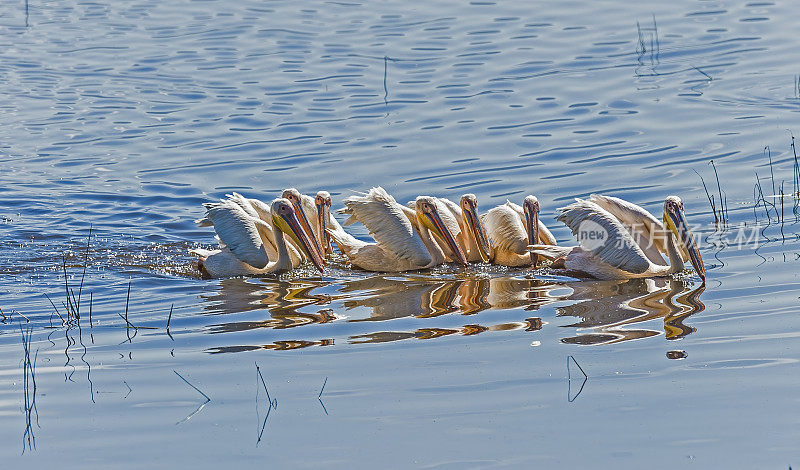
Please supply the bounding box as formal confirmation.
[2,0,800,467]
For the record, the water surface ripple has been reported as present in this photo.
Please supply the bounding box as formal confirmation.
[2,0,800,467]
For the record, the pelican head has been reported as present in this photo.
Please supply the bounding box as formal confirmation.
[271,198,325,273]
[663,196,705,282]
[523,195,541,266]
[459,194,491,263]
[282,188,325,263]
[315,191,334,256]
[415,196,468,266]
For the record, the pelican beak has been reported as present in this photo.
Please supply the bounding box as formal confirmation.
[461,199,491,263]
[523,199,540,267]
[277,208,325,274]
[290,198,325,265]
[316,200,333,256]
[424,207,468,266]
[665,206,705,283]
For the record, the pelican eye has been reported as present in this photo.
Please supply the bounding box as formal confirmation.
[666,200,679,213]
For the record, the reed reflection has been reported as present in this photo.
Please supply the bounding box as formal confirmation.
[198,273,705,352]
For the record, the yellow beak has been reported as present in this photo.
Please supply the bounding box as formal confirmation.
[462,202,491,263]
[666,208,705,282]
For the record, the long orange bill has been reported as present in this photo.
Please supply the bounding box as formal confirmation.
[524,203,540,267]
[670,209,705,283]
[316,201,333,256]
[426,210,468,266]
[291,199,325,265]
[282,209,325,274]
[463,203,491,263]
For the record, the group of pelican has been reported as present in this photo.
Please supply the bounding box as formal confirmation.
[191,187,705,283]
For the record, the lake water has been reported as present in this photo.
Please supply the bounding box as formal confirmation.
[2,0,800,467]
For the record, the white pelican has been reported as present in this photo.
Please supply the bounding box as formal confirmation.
[457,195,493,262]
[402,196,471,266]
[215,189,337,263]
[195,192,307,266]
[191,198,325,278]
[427,195,492,263]
[400,195,491,264]
[482,195,557,267]
[529,196,706,281]
[327,187,467,272]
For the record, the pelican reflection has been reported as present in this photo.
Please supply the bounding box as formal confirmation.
[196,273,705,352]
[557,279,705,345]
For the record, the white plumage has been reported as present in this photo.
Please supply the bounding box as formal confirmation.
[204,200,272,269]
[329,187,433,272]
[195,192,303,265]
[556,199,652,275]
[529,196,705,281]
[585,194,673,264]
[482,196,557,267]
[405,196,468,265]
[191,198,324,278]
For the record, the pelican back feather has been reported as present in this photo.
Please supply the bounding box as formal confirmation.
[557,200,651,274]
[482,202,527,253]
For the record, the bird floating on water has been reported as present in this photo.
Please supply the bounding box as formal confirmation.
[528,195,705,282]
[282,188,326,263]
[327,187,467,272]
[482,195,557,267]
[418,195,491,263]
[193,187,705,282]
[191,198,324,278]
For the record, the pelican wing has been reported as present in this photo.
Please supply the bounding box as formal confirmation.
[340,187,430,264]
[204,201,270,269]
[227,192,260,218]
[197,193,261,227]
[587,194,663,229]
[224,193,279,256]
[195,202,221,227]
[587,194,667,263]
[557,200,651,274]
[247,198,272,221]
